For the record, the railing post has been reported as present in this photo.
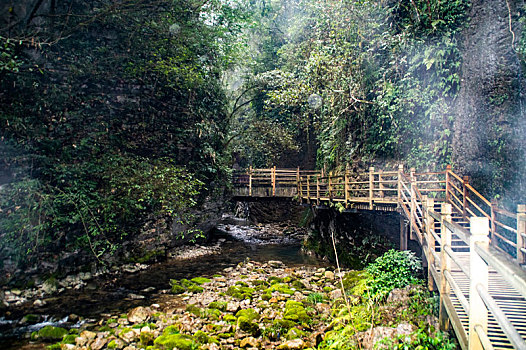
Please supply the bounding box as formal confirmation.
[316,176,320,205]
[439,203,452,330]
[490,199,497,243]
[297,168,302,202]
[517,205,526,265]
[462,175,470,220]
[410,168,416,241]
[468,217,489,350]
[378,169,384,198]
[445,165,452,204]
[248,166,253,197]
[272,166,276,196]
[425,196,436,291]
[328,173,332,200]
[307,175,311,203]
[369,166,374,210]
[344,171,349,209]
[397,164,404,206]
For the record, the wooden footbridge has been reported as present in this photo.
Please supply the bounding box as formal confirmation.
[232,165,526,350]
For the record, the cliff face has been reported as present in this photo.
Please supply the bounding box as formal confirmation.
[452,0,526,203]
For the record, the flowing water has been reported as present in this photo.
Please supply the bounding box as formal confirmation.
[0,222,328,349]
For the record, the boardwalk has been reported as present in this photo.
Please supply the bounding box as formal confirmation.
[232,165,526,350]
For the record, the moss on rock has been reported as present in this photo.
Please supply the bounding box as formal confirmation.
[237,316,261,336]
[191,277,211,285]
[284,300,310,323]
[37,326,68,341]
[235,308,260,322]
[153,333,195,350]
[208,301,228,311]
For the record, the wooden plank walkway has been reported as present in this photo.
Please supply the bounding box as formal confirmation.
[232,165,526,349]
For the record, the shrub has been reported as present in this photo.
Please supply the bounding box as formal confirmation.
[366,249,422,298]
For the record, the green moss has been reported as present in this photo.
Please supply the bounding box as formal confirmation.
[180,279,194,288]
[107,340,117,349]
[153,333,195,350]
[62,334,77,344]
[46,344,61,350]
[194,330,218,344]
[140,331,155,346]
[272,319,296,330]
[218,332,234,339]
[285,327,306,340]
[268,276,283,285]
[98,325,112,332]
[208,301,227,311]
[37,326,68,340]
[226,285,255,300]
[252,280,269,286]
[323,286,332,292]
[21,314,40,324]
[237,316,261,336]
[213,274,223,278]
[235,308,260,322]
[68,329,79,335]
[284,300,310,323]
[170,283,186,294]
[31,331,38,340]
[205,308,222,320]
[223,314,237,323]
[191,277,211,285]
[163,325,181,335]
[261,292,272,301]
[343,270,370,296]
[187,284,204,293]
[291,280,305,290]
[186,304,203,316]
[266,283,295,295]
[283,276,294,283]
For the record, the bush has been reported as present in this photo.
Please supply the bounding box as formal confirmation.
[366,249,422,298]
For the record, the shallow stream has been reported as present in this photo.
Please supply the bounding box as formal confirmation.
[0,222,328,349]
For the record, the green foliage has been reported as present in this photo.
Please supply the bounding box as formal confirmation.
[366,250,422,298]
[307,292,324,304]
[378,329,456,349]
[1,0,252,269]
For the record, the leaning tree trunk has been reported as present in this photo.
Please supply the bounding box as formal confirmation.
[452,0,526,205]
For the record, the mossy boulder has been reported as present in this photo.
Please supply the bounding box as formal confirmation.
[21,314,40,325]
[170,283,186,294]
[235,308,260,322]
[163,325,181,335]
[37,326,68,340]
[191,277,211,285]
[208,301,228,311]
[154,334,195,350]
[237,316,261,336]
[194,330,219,344]
[267,283,295,295]
[284,300,310,323]
[226,285,255,300]
[187,284,204,293]
[205,308,222,320]
[223,314,237,323]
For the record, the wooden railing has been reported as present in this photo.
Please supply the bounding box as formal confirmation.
[232,164,526,349]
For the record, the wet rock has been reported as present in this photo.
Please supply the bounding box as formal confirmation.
[329,289,342,299]
[268,260,284,268]
[240,336,260,348]
[127,306,150,323]
[90,337,107,350]
[277,338,305,350]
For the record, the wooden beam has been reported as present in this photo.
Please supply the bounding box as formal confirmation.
[439,203,452,331]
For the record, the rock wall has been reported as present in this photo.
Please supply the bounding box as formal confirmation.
[452,0,526,203]
[306,207,420,268]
